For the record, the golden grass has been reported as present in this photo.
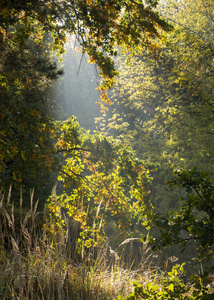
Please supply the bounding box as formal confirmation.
[0,188,157,300]
[1,188,211,299]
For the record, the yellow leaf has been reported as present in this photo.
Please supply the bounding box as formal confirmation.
[168,283,174,291]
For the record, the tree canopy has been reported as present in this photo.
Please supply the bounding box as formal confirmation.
[0,0,171,90]
[99,0,214,210]
[96,0,214,268]
[47,116,152,253]
[0,0,172,195]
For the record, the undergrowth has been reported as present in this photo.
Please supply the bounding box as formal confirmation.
[0,188,213,299]
[0,188,156,299]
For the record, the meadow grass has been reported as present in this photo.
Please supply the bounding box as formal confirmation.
[0,188,158,300]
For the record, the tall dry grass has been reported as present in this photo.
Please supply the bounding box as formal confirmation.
[0,187,158,300]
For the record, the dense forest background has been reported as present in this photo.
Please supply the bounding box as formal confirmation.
[0,0,213,299]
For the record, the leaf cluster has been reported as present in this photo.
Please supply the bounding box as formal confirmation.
[118,264,211,299]
[151,168,214,262]
[48,117,153,253]
[0,0,172,106]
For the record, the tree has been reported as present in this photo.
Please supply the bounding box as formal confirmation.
[99,0,214,212]
[47,116,152,255]
[150,168,214,263]
[0,0,172,103]
[0,30,62,198]
[0,0,171,198]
